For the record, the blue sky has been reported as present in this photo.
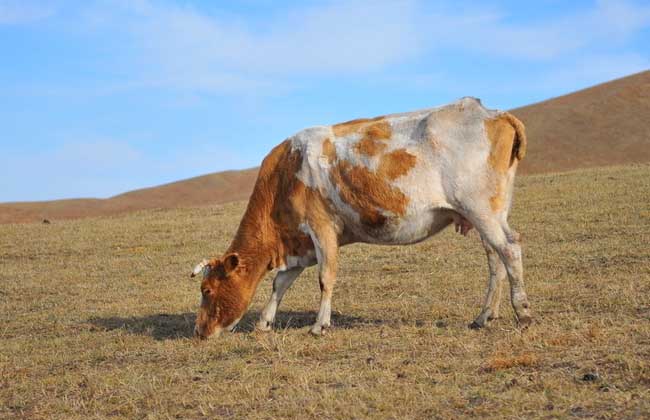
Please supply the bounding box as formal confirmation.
[1,0,649,202]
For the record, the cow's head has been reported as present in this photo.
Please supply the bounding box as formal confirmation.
[191,253,248,339]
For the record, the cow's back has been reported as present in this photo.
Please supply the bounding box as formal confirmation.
[288,98,510,244]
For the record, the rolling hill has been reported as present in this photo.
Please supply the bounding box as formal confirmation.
[511,70,650,174]
[0,168,259,224]
[1,70,649,224]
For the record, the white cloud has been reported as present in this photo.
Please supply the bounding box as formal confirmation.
[78,0,423,94]
[132,0,421,74]
[75,0,650,96]
[0,1,54,25]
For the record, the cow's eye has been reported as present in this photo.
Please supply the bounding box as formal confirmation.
[202,289,211,297]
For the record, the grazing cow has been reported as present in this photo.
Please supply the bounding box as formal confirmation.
[191,97,531,339]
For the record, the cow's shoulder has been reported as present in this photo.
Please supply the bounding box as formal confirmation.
[289,126,331,152]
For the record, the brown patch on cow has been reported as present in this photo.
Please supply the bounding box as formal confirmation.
[362,120,392,141]
[485,113,527,173]
[485,114,526,213]
[322,138,337,164]
[485,116,516,175]
[329,159,408,228]
[377,148,417,180]
[354,136,388,157]
[332,116,386,137]
[333,116,393,158]
[256,142,334,266]
[357,120,392,157]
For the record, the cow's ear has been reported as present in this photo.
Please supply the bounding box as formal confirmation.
[223,253,240,274]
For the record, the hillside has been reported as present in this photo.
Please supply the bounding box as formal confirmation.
[1,70,649,224]
[0,168,259,224]
[2,164,649,419]
[511,70,650,174]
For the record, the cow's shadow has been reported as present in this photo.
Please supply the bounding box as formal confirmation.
[88,310,383,341]
[88,312,197,340]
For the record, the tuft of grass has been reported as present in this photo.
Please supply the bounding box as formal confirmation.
[1,164,650,419]
[484,353,540,372]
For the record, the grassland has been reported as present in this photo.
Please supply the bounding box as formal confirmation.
[1,164,649,419]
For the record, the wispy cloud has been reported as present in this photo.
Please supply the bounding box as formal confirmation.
[76,0,423,95]
[0,0,55,25]
[424,0,650,60]
[76,0,650,96]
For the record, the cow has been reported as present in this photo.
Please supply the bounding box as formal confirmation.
[191,97,531,339]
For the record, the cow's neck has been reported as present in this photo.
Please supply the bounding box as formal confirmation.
[225,195,276,289]
[223,141,295,290]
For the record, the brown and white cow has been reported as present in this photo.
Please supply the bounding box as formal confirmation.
[191,97,531,339]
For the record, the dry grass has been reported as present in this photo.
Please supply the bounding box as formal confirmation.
[1,164,649,419]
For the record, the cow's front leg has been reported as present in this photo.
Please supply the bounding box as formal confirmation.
[303,224,339,336]
[257,267,304,332]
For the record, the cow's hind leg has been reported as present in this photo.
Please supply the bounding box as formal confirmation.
[473,218,532,327]
[303,223,339,336]
[470,237,507,329]
[257,267,304,331]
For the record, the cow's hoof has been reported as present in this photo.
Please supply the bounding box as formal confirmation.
[256,320,273,332]
[309,324,328,336]
[468,320,485,329]
[517,315,533,329]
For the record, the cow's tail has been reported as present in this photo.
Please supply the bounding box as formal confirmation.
[502,112,527,164]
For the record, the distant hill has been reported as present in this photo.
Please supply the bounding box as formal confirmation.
[511,70,650,174]
[0,168,259,224]
[1,70,649,224]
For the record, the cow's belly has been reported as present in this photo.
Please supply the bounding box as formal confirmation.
[341,207,456,245]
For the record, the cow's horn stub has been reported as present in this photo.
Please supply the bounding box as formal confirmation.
[190,259,209,278]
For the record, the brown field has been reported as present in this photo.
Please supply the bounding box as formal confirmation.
[2,70,649,224]
[1,164,649,419]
